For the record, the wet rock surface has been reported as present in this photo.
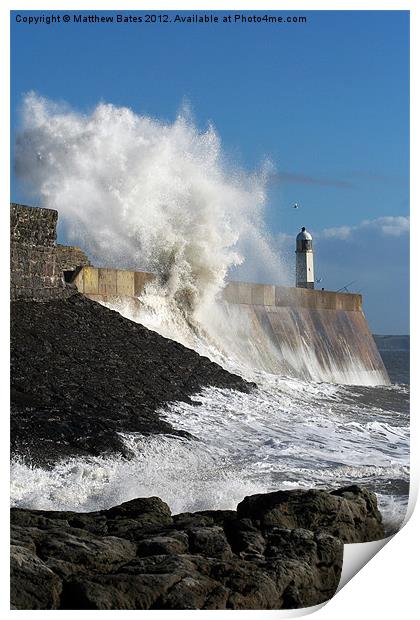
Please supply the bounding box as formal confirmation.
[10,486,385,610]
[11,294,253,466]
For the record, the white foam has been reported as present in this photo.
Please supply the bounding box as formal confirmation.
[10,381,410,530]
[10,436,267,515]
[12,94,408,530]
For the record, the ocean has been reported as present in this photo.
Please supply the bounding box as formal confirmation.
[10,302,410,538]
[11,99,409,535]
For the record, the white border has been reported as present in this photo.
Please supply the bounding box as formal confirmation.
[2,2,417,619]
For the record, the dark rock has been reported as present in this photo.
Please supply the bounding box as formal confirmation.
[34,528,137,573]
[330,485,385,540]
[187,526,233,560]
[105,496,171,520]
[10,544,63,609]
[265,529,343,609]
[173,512,216,528]
[237,485,385,542]
[224,518,266,557]
[209,558,281,609]
[137,535,189,557]
[13,485,387,610]
[10,525,37,553]
[62,573,178,610]
[11,294,254,466]
[11,487,386,609]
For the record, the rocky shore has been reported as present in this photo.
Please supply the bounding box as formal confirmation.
[9,203,394,610]
[11,485,385,610]
[11,294,253,466]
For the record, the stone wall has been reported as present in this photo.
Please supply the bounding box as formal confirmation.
[56,244,90,272]
[11,202,58,247]
[10,203,87,301]
[11,204,65,301]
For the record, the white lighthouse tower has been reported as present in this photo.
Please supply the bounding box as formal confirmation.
[296,227,315,289]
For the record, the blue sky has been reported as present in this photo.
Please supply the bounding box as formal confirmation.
[10,10,409,333]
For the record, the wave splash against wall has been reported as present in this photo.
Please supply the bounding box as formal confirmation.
[12,100,404,525]
[15,93,288,314]
[15,94,387,386]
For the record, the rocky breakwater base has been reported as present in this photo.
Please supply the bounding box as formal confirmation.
[11,486,385,610]
[11,293,251,466]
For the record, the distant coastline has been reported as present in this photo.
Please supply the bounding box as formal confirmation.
[373,335,410,351]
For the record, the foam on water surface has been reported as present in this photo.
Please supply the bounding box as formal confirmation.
[12,95,408,533]
[11,378,409,533]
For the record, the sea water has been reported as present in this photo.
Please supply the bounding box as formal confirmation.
[10,317,409,536]
[11,95,409,535]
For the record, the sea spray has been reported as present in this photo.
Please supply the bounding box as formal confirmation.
[10,380,409,533]
[12,95,408,530]
[15,93,387,385]
[15,92,289,317]
[100,294,390,386]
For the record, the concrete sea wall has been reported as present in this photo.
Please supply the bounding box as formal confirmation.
[215,298,387,384]
[72,266,361,311]
[72,265,389,385]
[72,266,155,298]
[10,203,389,385]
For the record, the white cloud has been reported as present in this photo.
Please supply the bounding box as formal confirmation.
[319,216,409,240]
[361,216,410,236]
[276,231,294,244]
[321,226,352,240]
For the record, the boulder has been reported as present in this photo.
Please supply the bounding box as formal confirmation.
[10,486,384,610]
[237,485,385,542]
[10,544,62,609]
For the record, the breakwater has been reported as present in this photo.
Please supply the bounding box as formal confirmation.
[10,202,408,569]
[10,203,389,386]
[72,265,389,386]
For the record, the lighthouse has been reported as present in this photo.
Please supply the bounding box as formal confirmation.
[296,227,315,289]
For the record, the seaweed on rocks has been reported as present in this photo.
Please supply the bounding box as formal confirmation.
[11,293,254,466]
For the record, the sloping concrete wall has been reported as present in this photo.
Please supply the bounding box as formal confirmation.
[72,266,389,385]
[221,283,386,383]
[218,302,387,384]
